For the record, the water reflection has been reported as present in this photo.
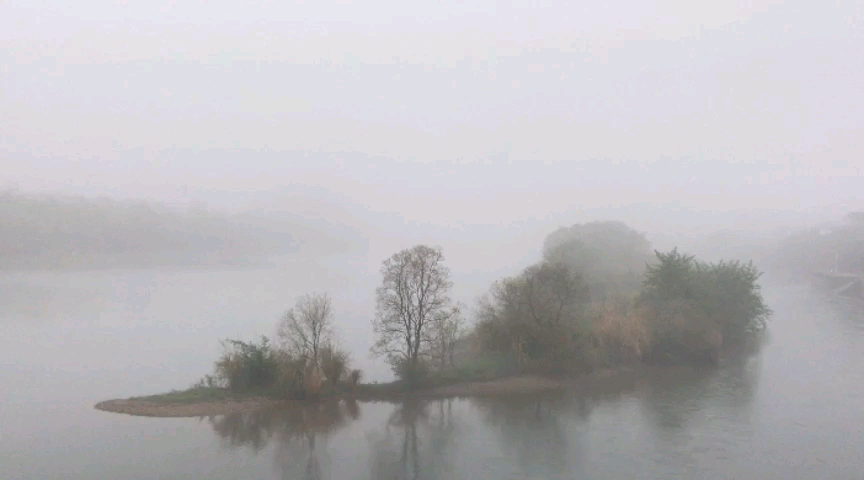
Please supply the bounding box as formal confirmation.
[367,398,461,480]
[209,399,360,479]
[637,359,760,436]
[472,393,574,478]
[206,359,763,480]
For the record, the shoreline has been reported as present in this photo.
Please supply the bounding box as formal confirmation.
[94,365,689,418]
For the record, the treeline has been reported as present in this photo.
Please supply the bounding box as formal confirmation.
[197,220,770,400]
[0,191,344,269]
[475,221,770,372]
[767,211,864,277]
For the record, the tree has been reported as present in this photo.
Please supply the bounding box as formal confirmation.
[638,248,771,364]
[277,293,334,370]
[520,261,590,330]
[371,245,454,383]
[475,260,591,370]
[427,305,464,371]
[543,221,653,298]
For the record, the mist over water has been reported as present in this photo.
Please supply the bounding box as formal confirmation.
[3,262,864,479]
[3,0,864,478]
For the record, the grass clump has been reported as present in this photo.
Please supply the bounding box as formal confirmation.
[215,337,279,392]
[184,294,362,402]
[131,387,238,405]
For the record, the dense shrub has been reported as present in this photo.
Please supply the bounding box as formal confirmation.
[274,351,309,399]
[638,249,771,364]
[203,297,364,398]
[320,344,349,386]
[215,337,279,391]
[475,235,771,372]
[589,293,651,367]
[393,356,430,386]
[475,260,592,373]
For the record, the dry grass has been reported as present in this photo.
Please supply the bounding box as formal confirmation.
[591,293,652,365]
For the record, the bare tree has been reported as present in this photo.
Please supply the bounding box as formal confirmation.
[371,245,454,381]
[427,306,464,371]
[474,260,591,368]
[278,293,334,369]
[520,261,590,329]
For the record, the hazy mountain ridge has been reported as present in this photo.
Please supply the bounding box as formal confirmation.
[0,190,363,270]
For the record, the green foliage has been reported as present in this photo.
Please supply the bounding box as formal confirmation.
[215,337,279,392]
[132,387,236,405]
[199,293,364,399]
[638,248,771,364]
[192,374,219,389]
[392,357,430,386]
[475,259,593,373]
[476,222,772,373]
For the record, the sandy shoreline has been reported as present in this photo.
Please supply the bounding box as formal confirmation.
[94,397,286,418]
[94,368,653,418]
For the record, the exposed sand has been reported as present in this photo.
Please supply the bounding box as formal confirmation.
[94,397,285,418]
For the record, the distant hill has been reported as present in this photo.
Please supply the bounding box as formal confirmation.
[0,191,363,270]
[764,211,864,278]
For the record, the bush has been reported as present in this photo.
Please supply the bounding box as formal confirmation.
[214,337,279,392]
[590,293,651,367]
[320,344,349,386]
[348,369,363,389]
[393,357,430,386]
[192,374,219,389]
[274,351,308,399]
[474,260,592,373]
[638,249,771,364]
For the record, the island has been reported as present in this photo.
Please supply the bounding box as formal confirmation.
[96,221,771,417]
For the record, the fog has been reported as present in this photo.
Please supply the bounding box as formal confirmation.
[3,2,863,255]
[3,2,863,272]
[3,1,864,479]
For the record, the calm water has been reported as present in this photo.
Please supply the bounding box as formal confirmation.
[2,259,864,480]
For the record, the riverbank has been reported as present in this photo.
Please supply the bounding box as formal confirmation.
[94,366,673,418]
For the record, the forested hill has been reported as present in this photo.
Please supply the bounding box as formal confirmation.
[0,191,361,270]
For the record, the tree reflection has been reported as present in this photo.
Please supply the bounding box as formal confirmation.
[638,355,761,436]
[471,393,572,479]
[368,398,461,480]
[208,399,360,480]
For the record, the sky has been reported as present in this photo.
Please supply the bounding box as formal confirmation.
[2,0,863,230]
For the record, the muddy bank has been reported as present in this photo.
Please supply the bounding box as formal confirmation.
[94,396,285,418]
[94,376,571,418]
[94,366,670,418]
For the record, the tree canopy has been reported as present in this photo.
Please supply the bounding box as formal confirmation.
[371,245,456,382]
[542,220,653,298]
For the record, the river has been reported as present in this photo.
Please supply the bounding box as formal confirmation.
[2,257,863,479]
